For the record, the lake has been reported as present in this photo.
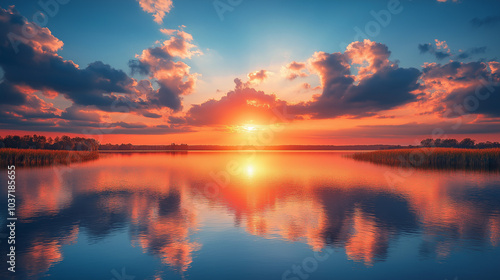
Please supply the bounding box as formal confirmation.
[1,151,499,280]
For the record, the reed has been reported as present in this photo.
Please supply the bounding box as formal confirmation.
[350,148,500,170]
[0,148,99,168]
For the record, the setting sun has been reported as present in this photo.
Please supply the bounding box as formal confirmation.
[244,125,256,132]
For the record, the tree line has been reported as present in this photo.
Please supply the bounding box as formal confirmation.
[99,143,189,150]
[420,138,500,149]
[0,135,99,151]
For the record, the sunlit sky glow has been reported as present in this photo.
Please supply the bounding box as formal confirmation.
[1,0,500,145]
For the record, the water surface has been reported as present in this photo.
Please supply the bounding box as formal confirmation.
[1,151,499,279]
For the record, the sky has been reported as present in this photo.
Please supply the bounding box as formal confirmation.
[1,0,500,145]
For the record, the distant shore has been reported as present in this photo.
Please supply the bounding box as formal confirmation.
[0,149,99,168]
[350,148,500,171]
[99,144,404,151]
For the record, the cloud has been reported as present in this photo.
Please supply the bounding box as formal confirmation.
[0,96,189,134]
[418,39,451,60]
[129,29,201,111]
[470,15,500,27]
[419,39,487,61]
[290,40,420,119]
[1,7,63,54]
[281,61,308,80]
[247,69,270,84]
[0,81,26,105]
[0,7,195,134]
[490,61,500,75]
[174,40,422,127]
[60,105,101,122]
[344,39,393,80]
[137,0,173,24]
[0,7,150,112]
[420,60,500,117]
[329,121,500,139]
[175,78,290,126]
[456,46,487,60]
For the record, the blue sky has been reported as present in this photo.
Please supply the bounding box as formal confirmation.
[10,0,500,76]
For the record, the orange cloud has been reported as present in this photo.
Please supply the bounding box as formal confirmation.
[420,60,500,117]
[434,39,451,53]
[177,78,291,126]
[345,39,393,81]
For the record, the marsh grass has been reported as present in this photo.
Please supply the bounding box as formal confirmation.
[0,148,99,168]
[350,148,500,171]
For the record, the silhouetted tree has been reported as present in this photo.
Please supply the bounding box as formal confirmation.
[441,139,459,148]
[420,138,434,147]
[459,138,475,148]
[0,135,99,151]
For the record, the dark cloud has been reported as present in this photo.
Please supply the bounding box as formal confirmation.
[0,81,26,105]
[418,43,432,53]
[435,51,451,60]
[418,43,451,60]
[471,15,500,27]
[0,7,154,113]
[419,41,487,61]
[313,121,500,139]
[290,40,420,119]
[0,112,191,134]
[421,61,500,117]
[154,80,183,110]
[128,59,150,76]
[110,122,149,129]
[60,106,101,122]
[128,29,200,112]
[456,46,487,60]
[0,6,189,134]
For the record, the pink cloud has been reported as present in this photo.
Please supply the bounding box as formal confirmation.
[300,83,321,91]
[420,60,500,117]
[434,39,451,53]
[137,0,173,24]
[281,61,308,80]
[129,29,201,110]
[489,61,500,75]
[1,8,63,54]
[247,69,271,84]
[344,39,392,81]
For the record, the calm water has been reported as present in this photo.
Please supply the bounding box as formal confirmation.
[1,151,500,280]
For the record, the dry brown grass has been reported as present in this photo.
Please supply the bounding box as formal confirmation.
[350,148,500,170]
[0,148,99,168]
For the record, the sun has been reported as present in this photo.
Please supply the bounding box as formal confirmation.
[244,125,256,132]
[229,123,261,133]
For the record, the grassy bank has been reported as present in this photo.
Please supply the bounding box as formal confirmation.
[0,148,99,168]
[350,148,500,170]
